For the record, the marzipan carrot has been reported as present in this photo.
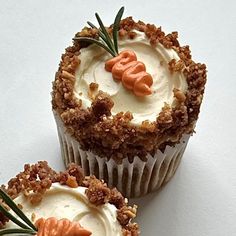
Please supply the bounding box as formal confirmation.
[105,50,153,96]
[35,217,92,236]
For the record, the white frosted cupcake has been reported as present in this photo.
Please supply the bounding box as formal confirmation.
[0,161,139,235]
[52,7,207,197]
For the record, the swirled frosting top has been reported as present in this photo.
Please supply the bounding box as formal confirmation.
[74,30,187,125]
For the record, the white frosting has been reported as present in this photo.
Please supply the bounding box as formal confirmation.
[6,183,122,236]
[74,30,187,125]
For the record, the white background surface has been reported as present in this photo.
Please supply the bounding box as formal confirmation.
[0,1,236,235]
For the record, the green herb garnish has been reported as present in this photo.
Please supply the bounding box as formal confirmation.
[0,189,37,235]
[0,228,36,235]
[74,6,125,57]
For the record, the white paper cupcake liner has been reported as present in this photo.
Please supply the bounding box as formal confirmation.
[54,113,190,198]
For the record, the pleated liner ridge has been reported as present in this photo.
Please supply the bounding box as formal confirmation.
[54,113,190,198]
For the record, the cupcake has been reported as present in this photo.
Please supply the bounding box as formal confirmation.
[52,7,207,197]
[0,161,139,235]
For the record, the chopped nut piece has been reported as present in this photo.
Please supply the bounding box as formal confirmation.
[66,175,79,188]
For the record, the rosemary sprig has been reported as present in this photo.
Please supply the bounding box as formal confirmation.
[74,6,125,57]
[0,189,37,235]
[0,189,37,231]
[75,37,116,57]
[0,228,36,235]
[113,6,124,54]
[0,205,31,230]
[95,12,117,55]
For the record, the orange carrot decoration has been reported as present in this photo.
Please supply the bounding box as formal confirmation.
[74,7,153,97]
[105,50,153,96]
[35,217,92,236]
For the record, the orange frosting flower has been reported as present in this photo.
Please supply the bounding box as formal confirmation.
[35,217,92,236]
[105,50,153,96]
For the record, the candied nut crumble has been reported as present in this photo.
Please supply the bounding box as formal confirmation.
[84,176,111,205]
[52,17,207,163]
[168,59,185,73]
[0,162,139,235]
[88,82,99,100]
